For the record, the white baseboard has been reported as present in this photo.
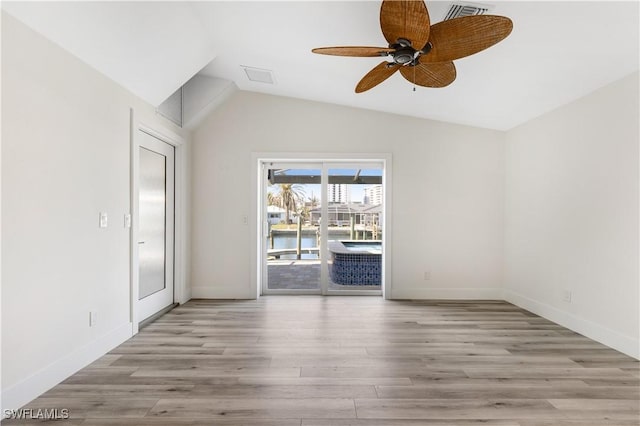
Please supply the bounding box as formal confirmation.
[505,290,639,359]
[191,286,503,301]
[391,287,504,300]
[2,322,132,412]
[191,286,254,299]
[182,288,193,304]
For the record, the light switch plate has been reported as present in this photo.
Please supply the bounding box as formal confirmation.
[124,213,132,228]
[99,212,108,228]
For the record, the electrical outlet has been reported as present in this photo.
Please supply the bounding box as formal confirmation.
[242,215,248,225]
[89,311,98,327]
[424,271,431,280]
[562,290,572,303]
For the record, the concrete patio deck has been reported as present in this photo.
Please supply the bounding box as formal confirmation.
[267,260,381,291]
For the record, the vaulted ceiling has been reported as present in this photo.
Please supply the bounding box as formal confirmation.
[3,1,638,130]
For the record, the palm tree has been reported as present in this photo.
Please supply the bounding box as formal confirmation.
[277,184,305,224]
[308,194,319,209]
[299,205,311,222]
[267,191,280,207]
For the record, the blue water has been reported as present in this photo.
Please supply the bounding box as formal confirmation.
[272,235,317,259]
[342,242,382,254]
[270,232,346,260]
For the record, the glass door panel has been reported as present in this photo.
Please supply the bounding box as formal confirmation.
[137,131,175,321]
[265,166,322,292]
[139,147,167,298]
[325,167,383,293]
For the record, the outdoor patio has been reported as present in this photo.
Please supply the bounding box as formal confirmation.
[267,260,381,291]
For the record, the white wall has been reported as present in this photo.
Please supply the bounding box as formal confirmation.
[504,72,639,358]
[191,91,506,299]
[0,10,3,413]
[182,75,236,130]
[1,12,190,410]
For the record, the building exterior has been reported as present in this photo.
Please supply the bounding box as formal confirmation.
[267,205,297,225]
[309,203,381,228]
[363,185,383,205]
[327,184,350,203]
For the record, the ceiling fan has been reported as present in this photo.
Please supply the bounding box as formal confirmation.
[312,0,513,93]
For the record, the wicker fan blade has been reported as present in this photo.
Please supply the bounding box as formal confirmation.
[312,46,395,57]
[421,15,513,63]
[355,61,400,93]
[399,61,456,88]
[380,0,430,49]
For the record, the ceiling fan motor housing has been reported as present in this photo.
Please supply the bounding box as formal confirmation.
[390,41,431,66]
[392,47,415,64]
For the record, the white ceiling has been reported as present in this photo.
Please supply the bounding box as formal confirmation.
[3,1,638,130]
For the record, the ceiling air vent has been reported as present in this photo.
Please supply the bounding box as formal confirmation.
[443,2,491,20]
[242,66,276,85]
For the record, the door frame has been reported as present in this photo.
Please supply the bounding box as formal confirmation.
[130,109,188,335]
[252,152,393,299]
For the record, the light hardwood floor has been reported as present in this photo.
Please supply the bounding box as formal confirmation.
[6,297,639,425]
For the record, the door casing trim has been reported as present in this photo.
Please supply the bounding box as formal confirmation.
[251,152,393,300]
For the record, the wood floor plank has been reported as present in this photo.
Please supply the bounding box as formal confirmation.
[111,354,273,368]
[582,377,640,386]
[365,346,512,356]
[131,367,301,378]
[548,398,640,411]
[463,367,635,379]
[518,421,640,426]
[110,346,226,355]
[300,367,468,379]
[375,384,640,399]
[82,420,301,426]
[237,377,413,386]
[41,384,196,398]
[303,420,521,426]
[270,355,427,368]
[11,297,638,425]
[224,346,368,356]
[407,377,590,387]
[1,420,85,426]
[186,384,377,399]
[62,375,240,386]
[354,398,564,420]
[17,397,159,419]
[148,397,355,419]
[420,355,582,368]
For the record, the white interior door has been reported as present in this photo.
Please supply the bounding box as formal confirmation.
[138,130,175,321]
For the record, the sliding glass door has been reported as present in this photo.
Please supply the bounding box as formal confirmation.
[261,160,385,296]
